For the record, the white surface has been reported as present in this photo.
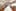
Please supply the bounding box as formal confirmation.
[4,4,12,11]
[11,3,16,6]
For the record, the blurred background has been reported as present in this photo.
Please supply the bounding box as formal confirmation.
[0,0,15,11]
